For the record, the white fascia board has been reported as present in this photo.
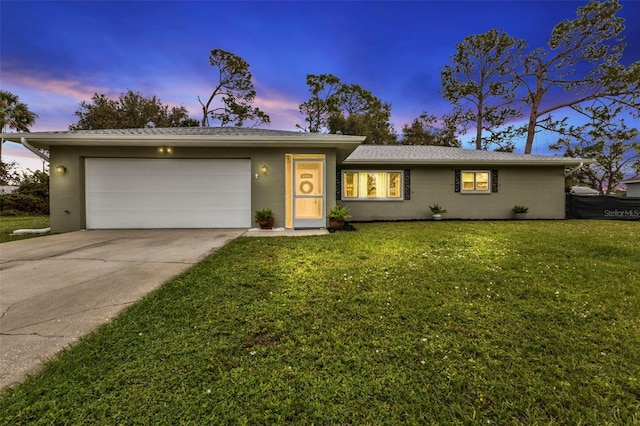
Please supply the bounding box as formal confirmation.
[342,158,593,166]
[5,133,365,149]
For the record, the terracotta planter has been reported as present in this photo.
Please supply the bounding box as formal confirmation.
[329,218,345,230]
[258,218,274,229]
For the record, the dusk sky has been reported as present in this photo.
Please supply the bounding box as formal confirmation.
[1,0,639,171]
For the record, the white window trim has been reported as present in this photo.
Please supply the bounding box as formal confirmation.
[461,170,491,194]
[342,170,404,201]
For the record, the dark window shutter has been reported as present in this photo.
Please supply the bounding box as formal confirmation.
[404,169,411,200]
[336,169,342,200]
[491,170,499,193]
[454,170,461,192]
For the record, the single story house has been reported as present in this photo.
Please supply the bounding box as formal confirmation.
[0,185,19,194]
[622,176,640,197]
[3,127,589,233]
[569,186,600,196]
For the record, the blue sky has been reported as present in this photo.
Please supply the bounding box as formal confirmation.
[1,0,639,171]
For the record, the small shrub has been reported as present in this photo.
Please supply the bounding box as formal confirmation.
[254,209,274,220]
[327,205,351,220]
[429,203,447,214]
[512,205,529,214]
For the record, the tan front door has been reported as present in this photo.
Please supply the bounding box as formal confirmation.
[293,158,325,228]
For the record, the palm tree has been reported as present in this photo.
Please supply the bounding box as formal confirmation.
[1,90,38,161]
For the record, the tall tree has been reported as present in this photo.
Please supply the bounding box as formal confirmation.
[328,83,396,144]
[298,74,396,144]
[198,49,270,127]
[297,74,341,133]
[70,90,195,130]
[441,29,524,151]
[401,112,460,147]
[550,107,639,193]
[0,90,38,161]
[518,0,640,154]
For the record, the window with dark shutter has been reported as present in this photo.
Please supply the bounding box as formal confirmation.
[340,170,406,200]
[458,170,492,193]
[404,169,411,200]
[491,170,499,193]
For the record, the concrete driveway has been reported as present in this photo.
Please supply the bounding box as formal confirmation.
[0,229,245,389]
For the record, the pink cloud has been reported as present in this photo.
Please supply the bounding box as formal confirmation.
[252,86,300,113]
[171,78,304,129]
[2,141,41,159]
[3,69,306,132]
[3,70,113,102]
[252,90,302,130]
[1,141,47,173]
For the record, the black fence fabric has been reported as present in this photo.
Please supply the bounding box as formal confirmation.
[566,195,640,220]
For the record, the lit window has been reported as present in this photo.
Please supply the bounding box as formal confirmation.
[462,171,490,193]
[388,172,401,198]
[343,172,358,198]
[342,171,403,200]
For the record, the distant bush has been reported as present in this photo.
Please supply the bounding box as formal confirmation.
[0,170,49,215]
[1,193,49,215]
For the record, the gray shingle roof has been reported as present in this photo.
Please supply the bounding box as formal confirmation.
[3,127,365,149]
[36,127,314,137]
[344,145,588,166]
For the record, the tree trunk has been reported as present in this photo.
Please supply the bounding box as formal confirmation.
[475,105,483,151]
[524,85,543,155]
[524,114,537,155]
[201,106,208,127]
[524,59,547,155]
[524,86,546,155]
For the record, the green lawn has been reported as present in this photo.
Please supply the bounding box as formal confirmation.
[0,215,50,243]
[1,221,639,424]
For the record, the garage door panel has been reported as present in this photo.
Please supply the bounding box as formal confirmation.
[89,209,250,229]
[88,192,251,210]
[96,162,248,177]
[86,159,251,229]
[89,180,238,194]
[88,187,250,200]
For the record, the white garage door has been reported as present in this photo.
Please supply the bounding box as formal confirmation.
[86,158,251,229]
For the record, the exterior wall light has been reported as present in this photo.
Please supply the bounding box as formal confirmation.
[255,164,270,179]
[55,165,67,174]
[158,146,173,154]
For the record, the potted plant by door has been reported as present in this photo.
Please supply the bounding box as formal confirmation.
[255,209,275,229]
[429,203,447,221]
[327,205,351,230]
[512,205,529,220]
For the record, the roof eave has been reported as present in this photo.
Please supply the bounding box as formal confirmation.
[343,159,591,166]
[3,133,365,149]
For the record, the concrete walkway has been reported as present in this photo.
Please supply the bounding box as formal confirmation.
[244,227,329,237]
[0,229,245,389]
